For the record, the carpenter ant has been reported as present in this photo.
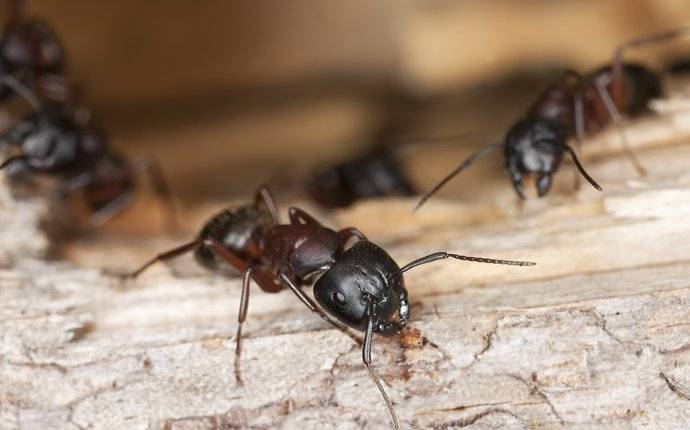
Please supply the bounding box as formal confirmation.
[126,185,535,429]
[414,28,690,210]
[0,77,176,229]
[308,147,416,208]
[0,0,70,104]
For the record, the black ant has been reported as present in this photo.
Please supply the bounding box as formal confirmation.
[0,77,176,229]
[125,185,535,429]
[0,0,71,104]
[414,28,690,210]
[308,147,416,208]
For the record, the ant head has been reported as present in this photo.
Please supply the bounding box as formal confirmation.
[6,105,82,172]
[314,241,409,334]
[505,117,566,196]
[1,18,64,73]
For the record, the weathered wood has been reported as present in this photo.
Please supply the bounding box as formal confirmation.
[2,105,690,429]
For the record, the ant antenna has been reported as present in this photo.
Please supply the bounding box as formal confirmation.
[561,144,602,192]
[412,143,500,212]
[363,302,400,430]
[400,251,535,273]
[0,74,42,110]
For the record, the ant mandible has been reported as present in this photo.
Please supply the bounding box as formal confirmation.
[126,185,535,429]
[0,77,177,229]
[413,27,690,210]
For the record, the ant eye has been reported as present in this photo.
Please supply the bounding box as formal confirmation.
[332,291,346,306]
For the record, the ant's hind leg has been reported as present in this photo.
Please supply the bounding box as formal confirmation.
[593,79,646,176]
[125,239,201,279]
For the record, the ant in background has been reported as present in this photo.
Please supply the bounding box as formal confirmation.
[414,28,690,210]
[307,119,483,209]
[0,0,177,229]
[0,0,71,105]
[0,74,177,229]
[307,120,417,209]
[126,185,535,429]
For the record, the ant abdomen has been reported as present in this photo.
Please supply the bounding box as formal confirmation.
[194,205,270,274]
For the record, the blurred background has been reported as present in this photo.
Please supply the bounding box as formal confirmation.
[8,0,690,205]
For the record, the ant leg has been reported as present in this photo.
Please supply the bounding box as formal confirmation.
[288,206,320,226]
[278,273,362,345]
[234,266,252,386]
[88,191,135,228]
[126,157,179,233]
[254,184,281,225]
[337,227,367,248]
[0,74,42,110]
[201,238,281,292]
[593,79,647,176]
[506,156,525,199]
[125,239,201,278]
[363,302,399,430]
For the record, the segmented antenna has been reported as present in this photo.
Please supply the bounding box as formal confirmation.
[412,143,500,212]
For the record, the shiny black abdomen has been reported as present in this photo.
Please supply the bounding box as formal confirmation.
[194,205,271,275]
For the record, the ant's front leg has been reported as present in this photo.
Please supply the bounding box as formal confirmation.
[126,157,179,233]
[125,239,202,279]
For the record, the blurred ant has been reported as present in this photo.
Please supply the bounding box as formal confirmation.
[414,28,690,210]
[126,185,535,429]
[307,121,417,208]
[0,0,71,104]
[308,147,416,208]
[0,77,176,229]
